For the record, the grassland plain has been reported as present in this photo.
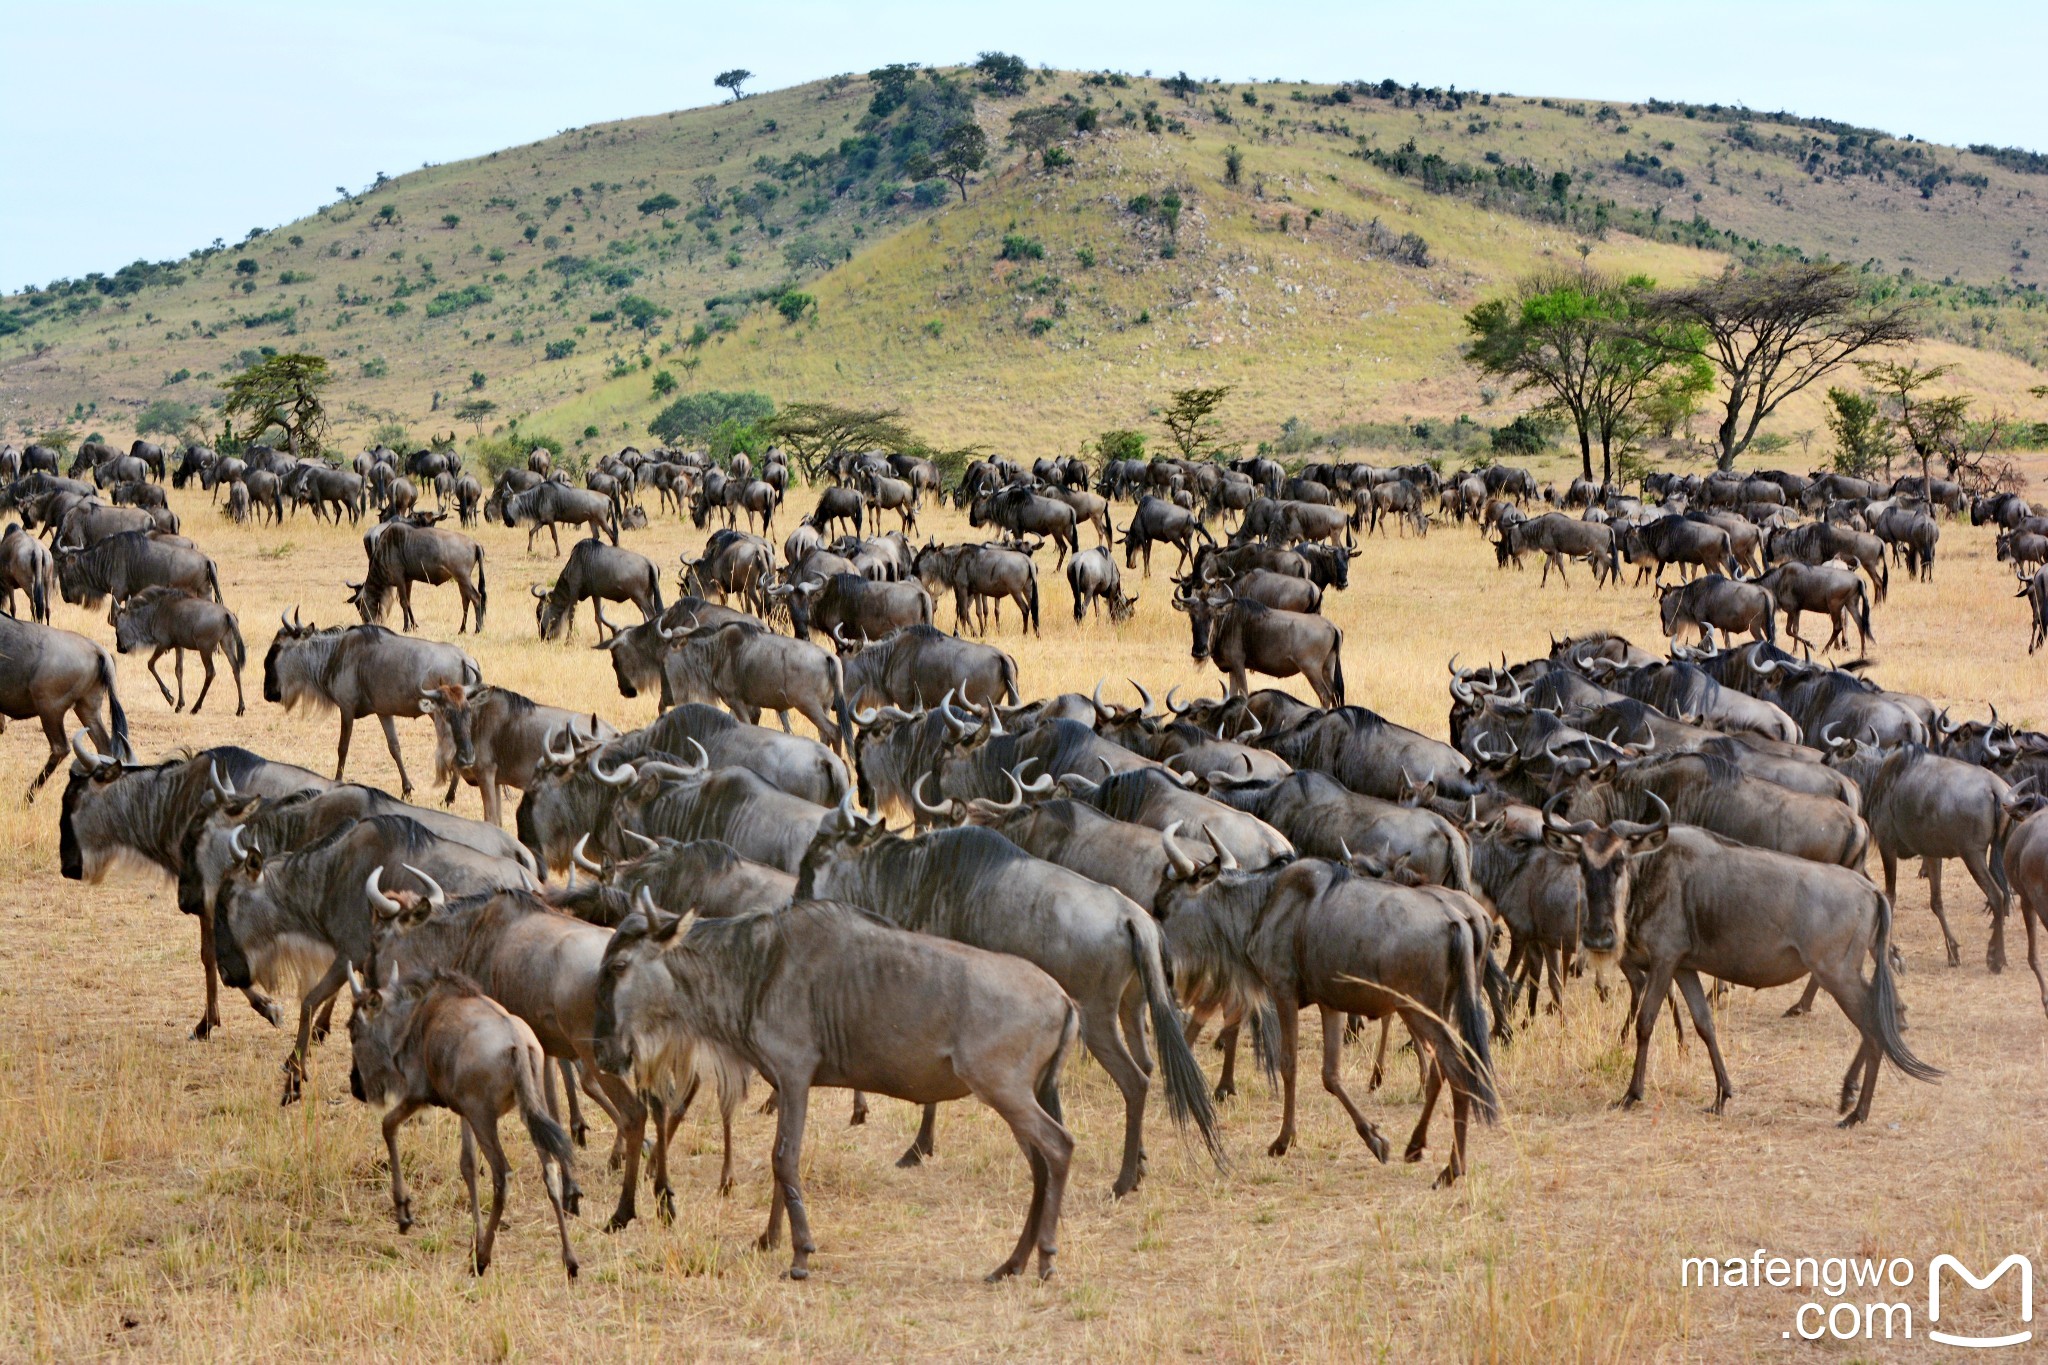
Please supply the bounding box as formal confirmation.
[7,68,2047,463]
[2,463,2046,1362]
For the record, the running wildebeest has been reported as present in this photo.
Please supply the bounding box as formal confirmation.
[533,537,662,641]
[594,896,1079,1281]
[113,585,248,716]
[0,615,131,797]
[264,614,482,795]
[348,517,488,634]
[345,960,580,1278]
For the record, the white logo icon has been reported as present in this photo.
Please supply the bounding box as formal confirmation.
[1928,1254,2034,1349]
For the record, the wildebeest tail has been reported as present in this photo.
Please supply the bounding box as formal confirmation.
[1438,918,1500,1121]
[29,558,49,624]
[1760,587,1777,643]
[205,559,223,604]
[1868,892,1942,1083]
[1854,579,1875,644]
[97,648,132,762]
[223,613,247,673]
[1991,794,2018,904]
[1000,653,1020,705]
[1027,573,1040,635]
[1128,916,1223,1166]
[829,653,853,757]
[1037,1000,1079,1127]
[1331,626,1347,707]
[513,1044,581,1211]
[647,564,664,616]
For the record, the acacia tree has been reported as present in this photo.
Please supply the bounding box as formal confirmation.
[1463,271,1702,484]
[935,122,989,202]
[714,69,752,102]
[1160,386,1232,460]
[765,402,916,479]
[221,352,331,456]
[1657,261,1915,470]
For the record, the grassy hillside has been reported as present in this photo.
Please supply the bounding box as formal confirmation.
[6,67,2046,461]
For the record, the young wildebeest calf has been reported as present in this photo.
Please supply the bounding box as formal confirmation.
[594,897,1079,1281]
[114,585,248,715]
[347,962,580,1278]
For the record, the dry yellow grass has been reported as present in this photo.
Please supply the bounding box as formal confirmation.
[3,468,2047,1361]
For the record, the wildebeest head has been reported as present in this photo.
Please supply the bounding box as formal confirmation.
[515,729,623,870]
[1172,589,1233,662]
[260,608,319,704]
[417,684,479,772]
[590,889,698,1079]
[1539,791,1667,965]
[56,729,141,882]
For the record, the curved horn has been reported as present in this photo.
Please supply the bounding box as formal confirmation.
[402,864,447,911]
[364,866,402,918]
[1129,678,1158,717]
[209,759,235,800]
[912,772,956,820]
[622,829,661,854]
[1166,684,1192,716]
[228,824,250,864]
[1205,828,1239,872]
[1092,678,1111,721]
[1338,838,1356,866]
[70,729,110,770]
[852,705,880,727]
[988,767,1027,813]
[591,752,636,786]
[1160,820,1199,880]
[530,583,548,599]
[571,833,603,875]
[1613,791,1672,839]
[1820,721,1846,749]
[1015,756,1055,795]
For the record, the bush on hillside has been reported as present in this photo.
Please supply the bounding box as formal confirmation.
[649,389,774,447]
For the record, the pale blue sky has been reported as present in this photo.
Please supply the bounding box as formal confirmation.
[4,0,2040,288]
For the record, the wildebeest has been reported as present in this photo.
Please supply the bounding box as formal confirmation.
[1205,769,1472,892]
[595,598,757,707]
[503,481,618,552]
[663,619,852,754]
[591,751,832,873]
[1265,706,1484,805]
[1619,515,1734,584]
[1171,589,1344,708]
[1999,810,2048,1017]
[221,479,252,525]
[113,586,248,716]
[1065,546,1137,623]
[840,623,1019,712]
[0,522,54,623]
[1153,845,1498,1186]
[914,541,1040,636]
[594,897,1079,1281]
[1754,562,1874,655]
[972,487,1079,566]
[533,536,661,641]
[775,572,933,650]
[422,685,616,826]
[796,816,1220,1197]
[1766,520,1889,603]
[1565,751,1868,868]
[345,962,580,1278]
[1598,814,1940,1125]
[1498,513,1619,587]
[348,518,489,634]
[558,834,797,926]
[55,500,173,548]
[0,616,130,797]
[55,529,221,622]
[1657,574,1776,647]
[806,485,865,538]
[679,529,775,617]
[2020,566,2048,654]
[264,615,482,795]
[1053,765,1294,870]
[1122,495,1214,577]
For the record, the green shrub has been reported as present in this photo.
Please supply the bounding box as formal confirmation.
[637,191,681,216]
[998,234,1045,261]
[775,290,815,322]
[648,389,773,445]
[651,369,678,396]
[424,284,492,317]
[544,338,576,360]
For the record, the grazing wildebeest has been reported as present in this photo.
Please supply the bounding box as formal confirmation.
[1599,810,1940,1125]
[503,481,618,553]
[796,815,1220,1198]
[972,487,1079,566]
[113,586,248,715]
[0,522,54,623]
[1657,574,1776,646]
[1153,842,1498,1186]
[594,897,1078,1281]
[1821,738,2019,972]
[1065,546,1137,623]
[806,485,865,539]
[1755,562,1874,655]
[59,744,331,1037]
[839,623,1019,712]
[346,962,580,1278]
[1123,495,1213,577]
[663,618,853,754]
[222,479,252,525]
[347,517,488,634]
[55,529,221,623]
[913,542,1040,636]
[774,572,933,650]
[264,615,482,795]
[422,685,616,826]
[0,616,130,796]
[1172,589,1344,708]
[533,537,661,641]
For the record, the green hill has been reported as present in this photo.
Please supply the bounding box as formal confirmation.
[6,66,2046,461]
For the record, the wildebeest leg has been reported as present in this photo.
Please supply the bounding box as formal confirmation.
[553,1057,587,1145]
[333,713,356,782]
[1368,1016,1390,1090]
[282,958,349,1104]
[898,1105,937,1168]
[1786,975,1822,1017]
[591,1069,647,1231]
[1959,846,2007,973]
[763,1077,816,1278]
[1621,960,1677,1109]
[1407,1048,1442,1161]
[193,906,230,1039]
[643,1092,677,1222]
[592,600,615,641]
[1318,1007,1390,1160]
[1819,966,1888,1127]
[310,995,338,1044]
[191,647,218,715]
[378,714,414,797]
[1675,970,1734,1114]
[1268,1003,1301,1157]
[467,1111,512,1276]
[1083,1011,1150,1196]
[172,649,188,711]
[145,646,176,709]
[1119,981,1154,1076]
[1543,945,1568,1015]
[381,1096,425,1231]
[850,1092,868,1124]
[2019,891,2048,1018]
[989,1082,1073,1283]
[1922,857,1962,967]
[458,1120,484,1271]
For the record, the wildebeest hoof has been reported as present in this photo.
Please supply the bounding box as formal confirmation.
[562,1181,582,1218]
[718,1176,735,1198]
[570,1121,589,1148]
[394,1201,414,1233]
[471,1251,490,1276]
[1367,1066,1385,1091]
[605,1209,634,1234]
[1212,1080,1235,1102]
[1361,1128,1390,1163]
[785,1265,809,1280]
[190,1018,214,1041]
[1618,1092,1642,1111]
[1782,1002,1810,1018]
[253,998,283,1028]
[985,1261,1022,1283]
[1402,1143,1425,1164]
[564,1258,579,1280]
[656,1187,676,1225]
[895,1147,925,1169]
[1432,1165,1459,1190]
[1267,1135,1292,1158]
[1836,1111,1866,1130]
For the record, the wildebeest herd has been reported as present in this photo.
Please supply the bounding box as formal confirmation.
[9,432,2047,1285]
